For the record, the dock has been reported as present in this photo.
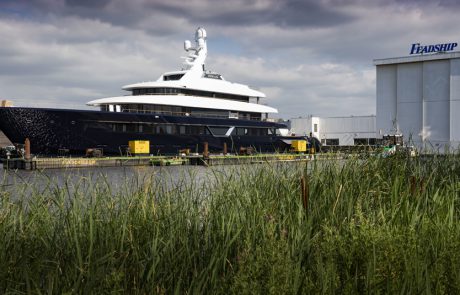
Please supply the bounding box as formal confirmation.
[1,153,314,170]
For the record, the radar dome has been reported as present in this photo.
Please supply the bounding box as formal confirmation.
[195,27,207,40]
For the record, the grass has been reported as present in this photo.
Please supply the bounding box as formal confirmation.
[1,154,460,293]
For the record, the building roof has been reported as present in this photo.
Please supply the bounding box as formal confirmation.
[374,51,460,66]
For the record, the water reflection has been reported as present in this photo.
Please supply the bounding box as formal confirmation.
[0,162,308,201]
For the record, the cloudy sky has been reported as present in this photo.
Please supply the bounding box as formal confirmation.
[0,0,458,119]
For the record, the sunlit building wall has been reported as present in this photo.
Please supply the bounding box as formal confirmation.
[375,52,460,151]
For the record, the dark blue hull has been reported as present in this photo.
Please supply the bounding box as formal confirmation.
[0,107,302,156]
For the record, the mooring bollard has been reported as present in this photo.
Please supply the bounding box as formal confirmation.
[25,138,31,160]
[203,142,209,158]
[223,142,227,155]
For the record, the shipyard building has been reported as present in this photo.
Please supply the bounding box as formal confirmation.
[291,50,460,151]
[289,115,376,146]
[375,51,460,151]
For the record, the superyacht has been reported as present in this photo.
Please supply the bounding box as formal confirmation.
[0,27,308,155]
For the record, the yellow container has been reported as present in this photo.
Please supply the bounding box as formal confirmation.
[1,100,12,107]
[129,140,150,155]
[291,140,307,152]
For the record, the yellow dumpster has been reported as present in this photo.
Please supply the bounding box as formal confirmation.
[129,140,150,155]
[291,140,307,152]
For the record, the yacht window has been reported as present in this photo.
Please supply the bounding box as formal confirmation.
[208,126,230,136]
[234,128,247,136]
[250,128,268,136]
[112,123,124,132]
[163,74,184,81]
[143,124,155,133]
[189,126,205,135]
[156,125,164,134]
[90,122,111,130]
[125,124,136,133]
[130,87,249,101]
[250,113,262,121]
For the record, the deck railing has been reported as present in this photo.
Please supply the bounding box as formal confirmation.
[119,108,263,121]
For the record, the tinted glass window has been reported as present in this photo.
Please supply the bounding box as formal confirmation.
[163,74,184,81]
[208,126,230,136]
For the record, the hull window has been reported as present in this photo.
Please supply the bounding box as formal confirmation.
[208,126,230,136]
[125,124,136,133]
[232,127,270,136]
[107,122,220,136]
[143,124,155,133]
[235,128,247,136]
[248,128,268,136]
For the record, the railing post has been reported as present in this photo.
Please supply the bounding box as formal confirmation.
[223,142,227,155]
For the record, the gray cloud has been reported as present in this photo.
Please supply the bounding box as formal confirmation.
[0,0,354,29]
[149,0,353,28]
[0,0,459,118]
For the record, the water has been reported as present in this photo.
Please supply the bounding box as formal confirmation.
[0,163,217,198]
[0,161,308,201]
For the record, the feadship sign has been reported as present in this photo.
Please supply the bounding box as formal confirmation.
[410,42,458,55]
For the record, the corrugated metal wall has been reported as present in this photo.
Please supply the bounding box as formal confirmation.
[376,65,397,135]
[320,116,376,145]
[289,118,311,136]
[396,63,423,143]
[423,60,450,144]
[450,59,460,149]
[377,56,460,150]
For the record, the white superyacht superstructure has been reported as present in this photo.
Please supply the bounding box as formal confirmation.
[87,27,278,121]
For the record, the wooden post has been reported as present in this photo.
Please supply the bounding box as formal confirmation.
[420,178,425,195]
[25,138,31,160]
[223,142,227,155]
[203,142,209,158]
[300,175,309,211]
[409,176,416,195]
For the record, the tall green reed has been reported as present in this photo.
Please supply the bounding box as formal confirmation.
[0,155,459,293]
